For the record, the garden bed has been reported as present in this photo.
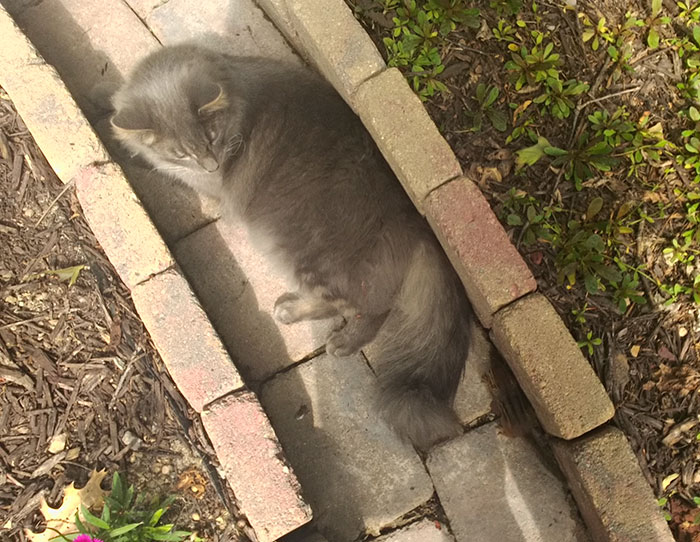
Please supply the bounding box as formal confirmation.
[0,87,249,542]
[347,0,700,538]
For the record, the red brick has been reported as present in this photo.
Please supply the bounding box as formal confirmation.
[74,163,174,289]
[491,293,614,439]
[425,177,536,327]
[130,269,244,412]
[202,392,312,542]
[553,426,674,541]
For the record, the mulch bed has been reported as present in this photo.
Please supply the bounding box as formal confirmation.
[350,0,700,540]
[0,87,250,541]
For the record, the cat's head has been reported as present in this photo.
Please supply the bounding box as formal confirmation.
[111,70,230,174]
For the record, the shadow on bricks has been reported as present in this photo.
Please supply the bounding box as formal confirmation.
[3,0,218,244]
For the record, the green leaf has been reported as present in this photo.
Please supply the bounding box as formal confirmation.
[81,504,110,529]
[515,136,551,168]
[648,27,660,49]
[110,523,143,536]
[46,264,85,287]
[652,0,662,15]
[694,25,700,46]
[487,109,508,132]
[690,106,700,121]
[586,197,604,220]
[543,146,568,157]
[485,86,499,107]
[507,214,523,226]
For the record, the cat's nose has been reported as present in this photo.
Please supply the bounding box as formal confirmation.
[198,155,219,172]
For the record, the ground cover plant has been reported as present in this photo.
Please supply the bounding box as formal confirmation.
[349,0,700,538]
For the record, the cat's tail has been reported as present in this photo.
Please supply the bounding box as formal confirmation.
[372,239,474,451]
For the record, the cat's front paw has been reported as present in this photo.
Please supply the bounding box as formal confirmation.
[326,329,360,358]
[273,293,301,325]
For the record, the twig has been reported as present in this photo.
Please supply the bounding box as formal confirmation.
[576,85,642,110]
[34,178,74,228]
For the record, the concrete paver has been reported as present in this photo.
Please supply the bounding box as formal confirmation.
[285,0,385,105]
[130,269,244,412]
[354,68,462,212]
[425,177,537,327]
[374,519,454,542]
[174,220,332,383]
[202,391,312,542]
[260,353,434,542]
[452,323,494,425]
[427,422,588,542]
[491,293,614,439]
[6,0,159,116]
[145,0,298,60]
[553,426,674,542]
[74,163,174,289]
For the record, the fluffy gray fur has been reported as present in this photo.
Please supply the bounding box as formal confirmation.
[112,44,474,450]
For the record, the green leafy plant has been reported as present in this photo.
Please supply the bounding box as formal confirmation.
[645,0,671,49]
[580,14,615,51]
[381,0,479,99]
[51,473,197,542]
[680,0,700,20]
[533,77,589,119]
[465,83,508,131]
[505,38,561,90]
[588,108,636,147]
[577,330,602,355]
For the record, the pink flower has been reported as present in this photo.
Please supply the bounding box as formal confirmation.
[74,536,104,542]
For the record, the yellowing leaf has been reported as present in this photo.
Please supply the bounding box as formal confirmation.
[25,469,108,541]
[662,472,679,491]
[46,265,85,287]
[630,344,641,357]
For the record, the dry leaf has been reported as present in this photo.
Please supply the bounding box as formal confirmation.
[630,345,641,357]
[25,469,108,541]
[662,472,680,491]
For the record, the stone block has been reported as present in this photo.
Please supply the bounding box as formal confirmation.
[552,426,674,542]
[260,353,434,541]
[425,177,536,327]
[74,163,174,289]
[375,519,454,542]
[427,422,587,542]
[202,391,312,542]
[453,323,494,425]
[174,220,332,383]
[146,0,297,61]
[286,0,385,104]
[0,8,108,183]
[490,293,614,439]
[11,0,159,117]
[354,68,462,212]
[130,269,244,412]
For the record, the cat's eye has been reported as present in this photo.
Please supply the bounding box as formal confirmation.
[172,149,187,159]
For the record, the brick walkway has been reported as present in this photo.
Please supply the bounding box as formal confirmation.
[0,0,590,540]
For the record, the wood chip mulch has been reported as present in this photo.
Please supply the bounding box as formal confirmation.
[0,88,252,541]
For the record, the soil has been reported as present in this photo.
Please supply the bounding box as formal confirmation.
[349,0,700,540]
[0,88,251,541]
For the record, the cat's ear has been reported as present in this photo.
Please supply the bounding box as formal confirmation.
[194,82,228,115]
[111,108,155,144]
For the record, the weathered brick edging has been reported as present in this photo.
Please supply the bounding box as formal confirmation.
[0,7,312,541]
[254,0,672,539]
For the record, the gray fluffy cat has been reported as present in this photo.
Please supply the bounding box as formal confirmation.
[112,44,474,450]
